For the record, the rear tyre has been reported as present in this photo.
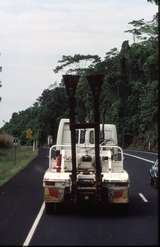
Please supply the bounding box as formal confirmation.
[45,203,53,214]
[150,177,154,185]
[112,203,129,215]
[121,203,129,213]
[154,178,158,188]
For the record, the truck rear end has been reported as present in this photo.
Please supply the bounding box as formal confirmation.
[43,120,129,213]
[43,74,130,213]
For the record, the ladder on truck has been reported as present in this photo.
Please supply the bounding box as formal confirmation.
[63,74,104,204]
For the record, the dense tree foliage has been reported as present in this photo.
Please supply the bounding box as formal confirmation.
[147,0,158,5]
[1,85,68,145]
[1,5,158,151]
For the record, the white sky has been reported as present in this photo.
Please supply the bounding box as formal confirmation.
[0,0,157,127]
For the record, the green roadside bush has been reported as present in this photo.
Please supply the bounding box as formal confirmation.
[0,134,14,148]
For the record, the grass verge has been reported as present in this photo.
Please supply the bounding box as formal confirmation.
[0,145,38,187]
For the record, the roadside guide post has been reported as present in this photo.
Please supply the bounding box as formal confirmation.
[13,138,18,166]
[33,139,35,152]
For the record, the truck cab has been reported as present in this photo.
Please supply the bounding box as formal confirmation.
[56,118,117,146]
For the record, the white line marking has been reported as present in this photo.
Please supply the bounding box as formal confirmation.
[124,153,155,164]
[138,193,148,203]
[125,150,158,155]
[23,202,45,246]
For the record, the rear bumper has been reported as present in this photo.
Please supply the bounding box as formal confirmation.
[43,181,129,204]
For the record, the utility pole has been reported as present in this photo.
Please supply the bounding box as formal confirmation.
[119,41,130,148]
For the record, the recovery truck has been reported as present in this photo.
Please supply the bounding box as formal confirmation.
[43,74,129,213]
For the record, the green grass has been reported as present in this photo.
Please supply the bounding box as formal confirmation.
[0,145,38,186]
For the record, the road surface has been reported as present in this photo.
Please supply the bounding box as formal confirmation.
[0,147,158,245]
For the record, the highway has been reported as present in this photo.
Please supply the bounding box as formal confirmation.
[0,148,158,246]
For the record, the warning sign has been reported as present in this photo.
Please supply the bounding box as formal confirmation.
[26,128,33,140]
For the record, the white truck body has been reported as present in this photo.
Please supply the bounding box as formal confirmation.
[43,119,129,210]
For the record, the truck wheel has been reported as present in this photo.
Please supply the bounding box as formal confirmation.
[121,203,129,213]
[154,178,158,188]
[155,179,159,188]
[150,177,154,185]
[112,203,129,215]
[45,203,53,214]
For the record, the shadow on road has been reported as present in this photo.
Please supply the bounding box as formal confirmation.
[44,195,157,219]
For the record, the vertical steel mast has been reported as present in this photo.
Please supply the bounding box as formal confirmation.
[63,74,104,203]
[63,75,80,203]
[86,74,104,202]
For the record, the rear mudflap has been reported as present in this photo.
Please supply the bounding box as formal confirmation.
[44,187,65,203]
[108,186,129,203]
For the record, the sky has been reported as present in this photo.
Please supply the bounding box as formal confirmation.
[0,0,157,127]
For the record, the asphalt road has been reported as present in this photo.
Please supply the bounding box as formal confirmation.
[0,148,158,246]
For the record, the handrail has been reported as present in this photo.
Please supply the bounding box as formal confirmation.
[49,144,124,168]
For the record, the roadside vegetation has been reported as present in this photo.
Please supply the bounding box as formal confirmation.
[0,145,38,186]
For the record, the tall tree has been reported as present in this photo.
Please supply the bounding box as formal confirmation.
[54,54,101,75]
[147,0,158,4]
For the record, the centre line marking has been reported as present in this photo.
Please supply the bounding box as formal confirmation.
[124,150,158,155]
[124,153,155,164]
[139,193,148,203]
[23,202,45,246]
